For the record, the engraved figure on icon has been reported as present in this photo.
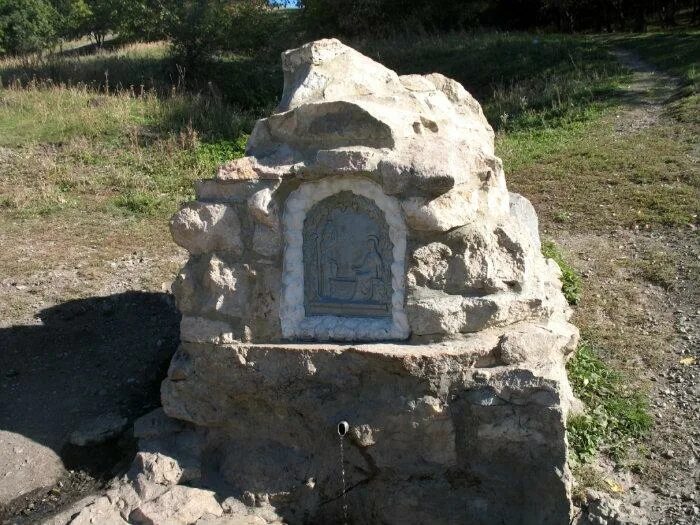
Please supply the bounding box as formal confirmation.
[352,236,384,302]
[318,221,338,298]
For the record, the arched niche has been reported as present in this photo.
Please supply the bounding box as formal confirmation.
[281,176,408,341]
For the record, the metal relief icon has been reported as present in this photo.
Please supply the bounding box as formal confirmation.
[303,191,393,317]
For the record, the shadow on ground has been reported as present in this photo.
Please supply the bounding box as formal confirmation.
[0,292,180,475]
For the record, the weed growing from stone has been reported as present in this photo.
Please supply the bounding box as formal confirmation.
[542,240,582,305]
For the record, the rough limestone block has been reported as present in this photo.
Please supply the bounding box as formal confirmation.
[243,38,497,192]
[252,224,281,257]
[69,496,128,525]
[133,408,187,440]
[245,264,282,340]
[406,242,453,291]
[0,431,63,506]
[130,452,183,487]
[406,291,499,335]
[173,255,252,320]
[130,486,222,525]
[106,481,142,521]
[247,188,279,230]
[196,516,266,525]
[202,256,251,317]
[509,191,541,248]
[179,316,239,345]
[133,409,205,485]
[195,179,279,204]
[170,203,243,256]
[401,189,480,232]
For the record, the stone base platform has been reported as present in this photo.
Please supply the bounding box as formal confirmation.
[161,321,578,525]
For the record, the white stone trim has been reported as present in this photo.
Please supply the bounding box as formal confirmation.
[281,176,409,341]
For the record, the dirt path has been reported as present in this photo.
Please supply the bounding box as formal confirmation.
[560,50,700,523]
[610,49,681,133]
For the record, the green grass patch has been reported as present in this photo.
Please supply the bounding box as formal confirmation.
[611,31,699,89]
[542,240,582,305]
[503,115,699,230]
[195,136,248,168]
[0,61,254,221]
[567,341,653,464]
[113,190,168,216]
[631,249,677,290]
[0,41,283,113]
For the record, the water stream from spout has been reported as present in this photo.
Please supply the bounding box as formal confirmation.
[339,434,349,524]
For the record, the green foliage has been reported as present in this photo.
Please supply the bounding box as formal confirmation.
[300,0,485,37]
[161,0,228,62]
[117,0,169,42]
[0,0,57,55]
[541,240,582,305]
[83,0,126,45]
[162,0,291,64]
[50,0,91,42]
[299,0,697,37]
[567,341,653,463]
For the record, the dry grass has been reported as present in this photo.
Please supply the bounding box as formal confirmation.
[0,44,253,306]
[0,42,172,93]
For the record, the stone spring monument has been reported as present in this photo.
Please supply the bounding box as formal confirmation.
[164,39,579,524]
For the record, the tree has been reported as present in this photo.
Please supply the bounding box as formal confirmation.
[83,0,125,46]
[50,0,91,42]
[117,0,169,41]
[162,0,276,64]
[161,0,229,62]
[0,0,58,55]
